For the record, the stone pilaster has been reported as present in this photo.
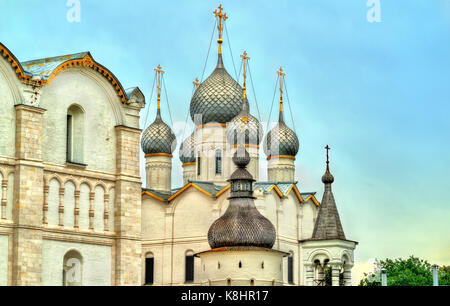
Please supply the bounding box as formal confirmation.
[114,125,142,286]
[304,262,314,286]
[331,262,341,287]
[344,264,352,286]
[12,104,46,286]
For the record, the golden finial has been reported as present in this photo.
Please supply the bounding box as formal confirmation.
[193,77,200,89]
[214,4,228,55]
[240,51,250,99]
[277,67,286,113]
[154,65,165,110]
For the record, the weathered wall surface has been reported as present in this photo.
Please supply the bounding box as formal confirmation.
[41,240,112,286]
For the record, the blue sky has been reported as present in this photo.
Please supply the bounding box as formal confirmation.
[1,0,449,280]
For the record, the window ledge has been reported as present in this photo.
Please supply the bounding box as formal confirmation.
[66,161,87,169]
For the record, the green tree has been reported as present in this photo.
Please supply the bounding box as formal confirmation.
[359,256,450,286]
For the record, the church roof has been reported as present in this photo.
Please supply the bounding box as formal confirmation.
[254,182,320,206]
[21,52,90,80]
[141,181,230,203]
[0,41,132,103]
[311,150,346,240]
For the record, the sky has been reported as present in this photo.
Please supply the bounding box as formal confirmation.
[1,0,449,284]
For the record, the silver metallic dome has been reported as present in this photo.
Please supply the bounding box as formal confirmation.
[263,114,299,157]
[226,99,263,146]
[141,111,177,155]
[179,132,196,163]
[190,55,244,124]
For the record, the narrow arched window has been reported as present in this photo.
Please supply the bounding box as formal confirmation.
[66,105,85,164]
[215,150,222,174]
[63,250,82,286]
[197,152,201,176]
[185,250,194,283]
[288,252,294,284]
[145,252,154,285]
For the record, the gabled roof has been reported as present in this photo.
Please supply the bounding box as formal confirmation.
[0,41,133,103]
[254,182,320,206]
[142,181,320,207]
[141,181,230,203]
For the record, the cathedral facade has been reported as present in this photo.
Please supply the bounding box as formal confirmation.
[0,6,357,286]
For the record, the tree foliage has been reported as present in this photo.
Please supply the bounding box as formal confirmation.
[359,256,450,286]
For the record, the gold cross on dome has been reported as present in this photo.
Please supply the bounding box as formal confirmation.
[154,65,165,109]
[277,67,286,112]
[214,4,228,54]
[193,78,200,89]
[240,51,250,98]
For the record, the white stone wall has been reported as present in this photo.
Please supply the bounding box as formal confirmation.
[198,249,285,286]
[0,235,8,286]
[141,186,319,286]
[42,240,111,286]
[39,69,122,173]
[0,56,20,158]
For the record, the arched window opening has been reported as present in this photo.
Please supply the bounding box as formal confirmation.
[63,250,82,286]
[250,279,255,286]
[197,152,201,176]
[288,253,294,284]
[215,150,222,174]
[239,261,242,268]
[145,252,154,285]
[66,105,85,164]
[185,250,194,283]
[227,278,231,286]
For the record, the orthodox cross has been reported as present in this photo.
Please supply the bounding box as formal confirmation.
[214,4,228,54]
[240,51,250,99]
[277,67,286,113]
[325,145,330,165]
[193,78,200,89]
[154,65,164,110]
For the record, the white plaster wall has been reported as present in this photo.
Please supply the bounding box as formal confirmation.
[39,69,122,173]
[0,235,8,286]
[47,178,60,226]
[42,240,111,286]
[172,189,214,238]
[0,57,18,158]
[79,183,90,230]
[142,197,165,241]
[199,249,285,286]
[63,181,75,228]
[300,200,317,240]
[141,185,318,286]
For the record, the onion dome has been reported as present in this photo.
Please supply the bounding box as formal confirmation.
[263,67,299,158]
[190,54,244,125]
[226,98,262,146]
[179,132,196,163]
[141,109,177,155]
[141,65,177,155]
[208,147,276,249]
[263,115,299,157]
